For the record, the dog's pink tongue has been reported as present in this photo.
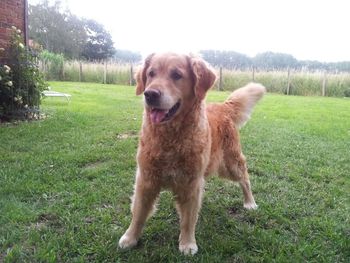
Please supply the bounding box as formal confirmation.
[150,109,166,123]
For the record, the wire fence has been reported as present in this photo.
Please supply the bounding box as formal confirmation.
[216,67,350,97]
[40,60,350,97]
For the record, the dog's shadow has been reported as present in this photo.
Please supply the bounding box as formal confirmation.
[146,185,259,240]
[114,180,265,258]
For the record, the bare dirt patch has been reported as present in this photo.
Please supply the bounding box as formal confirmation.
[116,130,138,140]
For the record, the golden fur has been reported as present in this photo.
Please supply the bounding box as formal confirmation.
[119,53,266,255]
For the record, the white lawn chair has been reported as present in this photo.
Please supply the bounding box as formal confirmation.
[42,89,71,101]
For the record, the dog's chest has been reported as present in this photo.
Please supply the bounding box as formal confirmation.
[138,136,210,185]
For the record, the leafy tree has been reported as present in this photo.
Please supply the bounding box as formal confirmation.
[81,20,116,61]
[253,52,298,70]
[327,61,350,72]
[28,0,86,59]
[200,50,252,69]
[298,60,326,71]
[63,14,87,58]
[114,49,142,63]
[29,1,115,60]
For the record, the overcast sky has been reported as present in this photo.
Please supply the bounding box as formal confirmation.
[29,0,350,62]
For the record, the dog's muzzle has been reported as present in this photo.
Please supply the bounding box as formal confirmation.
[144,89,161,107]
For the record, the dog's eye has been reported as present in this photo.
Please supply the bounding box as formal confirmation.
[171,71,182,81]
[148,70,155,78]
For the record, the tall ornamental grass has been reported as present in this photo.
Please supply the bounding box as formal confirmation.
[45,60,133,85]
[218,69,350,97]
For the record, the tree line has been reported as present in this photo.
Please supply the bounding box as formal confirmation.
[29,1,349,71]
[200,50,350,72]
[29,0,141,63]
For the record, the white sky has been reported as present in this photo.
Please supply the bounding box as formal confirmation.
[28,0,350,62]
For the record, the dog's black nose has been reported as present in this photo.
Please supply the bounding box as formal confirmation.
[144,89,161,105]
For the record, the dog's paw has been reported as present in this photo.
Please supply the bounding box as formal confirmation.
[179,242,198,255]
[118,233,138,249]
[244,201,258,210]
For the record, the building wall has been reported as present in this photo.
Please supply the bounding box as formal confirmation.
[0,0,27,63]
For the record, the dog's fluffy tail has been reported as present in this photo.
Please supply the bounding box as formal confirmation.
[225,82,266,128]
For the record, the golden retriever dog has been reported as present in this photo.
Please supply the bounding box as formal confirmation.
[119,53,265,255]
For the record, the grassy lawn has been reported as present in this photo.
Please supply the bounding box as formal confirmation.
[1,82,349,262]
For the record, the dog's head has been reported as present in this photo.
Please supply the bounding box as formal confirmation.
[135,53,216,124]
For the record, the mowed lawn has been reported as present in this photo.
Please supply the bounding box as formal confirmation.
[1,82,349,262]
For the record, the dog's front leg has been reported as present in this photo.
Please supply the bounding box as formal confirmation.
[175,177,204,255]
[119,170,160,249]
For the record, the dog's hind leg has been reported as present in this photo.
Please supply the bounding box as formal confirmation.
[219,151,258,210]
[119,170,160,249]
[239,172,258,210]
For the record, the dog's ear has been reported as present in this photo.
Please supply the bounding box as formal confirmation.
[136,53,154,95]
[190,56,217,100]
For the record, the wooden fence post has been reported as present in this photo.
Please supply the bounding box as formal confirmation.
[322,71,327,96]
[130,65,134,86]
[219,66,223,91]
[103,61,107,84]
[287,68,291,95]
[42,61,47,80]
[44,61,48,81]
[79,61,82,82]
[252,66,255,81]
[61,61,65,81]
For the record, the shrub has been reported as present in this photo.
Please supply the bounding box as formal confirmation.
[0,27,48,121]
[344,88,350,97]
[40,50,65,81]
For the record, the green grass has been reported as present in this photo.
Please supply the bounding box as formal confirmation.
[1,82,349,262]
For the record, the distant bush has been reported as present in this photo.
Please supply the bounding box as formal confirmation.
[0,27,48,121]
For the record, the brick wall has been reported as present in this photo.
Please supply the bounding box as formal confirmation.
[0,0,27,63]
